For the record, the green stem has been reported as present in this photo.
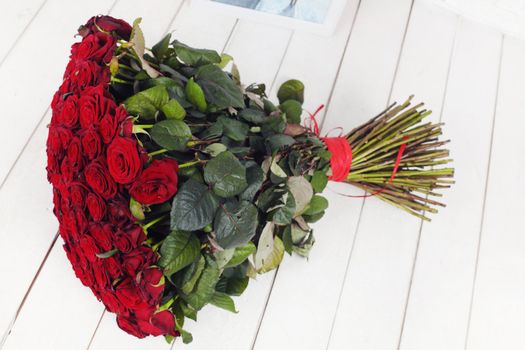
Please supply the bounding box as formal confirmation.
[148,149,169,157]
[179,159,205,168]
[142,215,168,232]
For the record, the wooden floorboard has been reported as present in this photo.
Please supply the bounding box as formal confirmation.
[0,0,523,349]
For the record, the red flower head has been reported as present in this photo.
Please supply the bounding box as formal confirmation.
[80,16,133,41]
[130,158,179,205]
[107,136,143,184]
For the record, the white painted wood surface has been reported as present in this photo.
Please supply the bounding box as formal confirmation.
[1,0,524,349]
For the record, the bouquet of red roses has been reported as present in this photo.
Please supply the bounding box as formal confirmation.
[46,16,454,343]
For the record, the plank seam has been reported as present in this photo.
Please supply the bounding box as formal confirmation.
[86,310,106,350]
[395,13,460,350]
[462,32,505,350]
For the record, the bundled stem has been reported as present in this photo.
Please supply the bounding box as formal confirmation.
[343,96,454,221]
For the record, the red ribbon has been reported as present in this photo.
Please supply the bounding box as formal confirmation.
[306,105,409,198]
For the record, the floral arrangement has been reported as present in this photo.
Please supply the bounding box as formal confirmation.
[46,16,454,343]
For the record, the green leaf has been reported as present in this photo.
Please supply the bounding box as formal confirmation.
[161,99,186,120]
[181,256,206,294]
[303,195,329,216]
[159,231,200,276]
[270,191,296,225]
[150,119,192,151]
[280,100,303,124]
[311,171,328,193]
[240,165,264,202]
[224,276,249,296]
[238,108,267,124]
[185,257,221,310]
[210,292,237,313]
[124,85,169,120]
[226,242,256,268]
[254,222,284,273]
[204,151,248,198]
[217,116,249,141]
[269,157,287,178]
[196,64,244,109]
[214,200,258,249]
[218,53,234,69]
[282,225,293,255]
[277,79,304,104]
[203,143,227,157]
[180,301,198,321]
[152,33,171,60]
[214,249,235,269]
[287,176,313,216]
[171,179,220,231]
[173,40,221,66]
[130,18,160,78]
[186,78,207,112]
[266,134,296,154]
[303,211,326,223]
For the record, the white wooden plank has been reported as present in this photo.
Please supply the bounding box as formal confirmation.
[251,1,361,349]
[399,19,502,350]
[170,1,238,53]
[0,2,184,349]
[326,1,459,349]
[0,0,46,63]
[176,19,294,350]
[0,0,116,343]
[465,35,525,350]
[0,0,115,185]
[2,243,105,350]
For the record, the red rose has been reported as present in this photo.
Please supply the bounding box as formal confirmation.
[100,290,128,315]
[72,32,116,63]
[130,158,179,205]
[84,158,117,199]
[117,314,147,339]
[99,106,127,144]
[81,16,133,41]
[86,193,106,221]
[60,156,74,183]
[120,118,133,137]
[107,136,142,184]
[137,267,164,305]
[81,128,103,160]
[116,278,150,310]
[79,85,115,129]
[79,234,101,262]
[89,223,112,250]
[92,259,110,289]
[103,255,122,280]
[58,94,79,128]
[66,137,83,173]
[47,126,72,155]
[114,225,146,253]
[107,195,135,225]
[69,182,88,208]
[135,308,178,337]
[149,310,177,336]
[68,60,109,91]
[121,246,156,277]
